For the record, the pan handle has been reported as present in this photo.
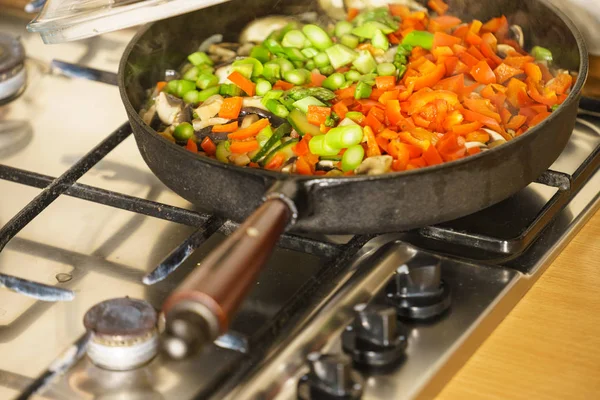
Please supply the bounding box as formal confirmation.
[160,195,294,359]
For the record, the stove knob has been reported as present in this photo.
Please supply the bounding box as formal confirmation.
[341,304,408,369]
[385,253,451,320]
[297,353,363,400]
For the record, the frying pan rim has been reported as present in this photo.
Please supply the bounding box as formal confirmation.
[118,0,588,185]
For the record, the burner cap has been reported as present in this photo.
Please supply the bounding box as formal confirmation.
[0,33,26,104]
[84,298,159,371]
[84,297,157,337]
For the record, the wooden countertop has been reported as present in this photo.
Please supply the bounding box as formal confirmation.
[437,210,600,400]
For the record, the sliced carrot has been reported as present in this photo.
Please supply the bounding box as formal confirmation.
[375,76,397,90]
[218,96,243,119]
[156,81,168,93]
[452,121,483,135]
[433,32,461,48]
[186,139,198,153]
[212,121,239,133]
[227,71,256,96]
[228,118,270,140]
[296,156,312,175]
[470,60,496,84]
[347,7,359,21]
[332,101,349,120]
[265,152,286,170]
[307,106,331,126]
[273,80,294,91]
[506,115,527,130]
[230,140,259,154]
[200,137,216,156]
[423,143,443,165]
[465,130,490,143]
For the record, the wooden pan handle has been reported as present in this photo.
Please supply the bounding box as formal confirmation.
[161,198,292,358]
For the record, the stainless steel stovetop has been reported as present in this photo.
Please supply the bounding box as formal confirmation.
[1,12,600,400]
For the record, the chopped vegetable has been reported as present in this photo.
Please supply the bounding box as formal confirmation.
[173,122,194,142]
[143,3,574,176]
[218,96,243,119]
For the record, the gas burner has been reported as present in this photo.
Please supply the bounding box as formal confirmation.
[297,353,364,400]
[83,298,159,371]
[0,33,26,105]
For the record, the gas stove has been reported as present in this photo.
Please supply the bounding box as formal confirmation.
[1,11,600,400]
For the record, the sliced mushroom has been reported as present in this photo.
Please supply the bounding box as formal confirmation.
[194,95,224,121]
[229,153,251,167]
[209,43,237,62]
[192,117,231,132]
[178,104,193,125]
[497,44,517,58]
[242,97,268,111]
[481,128,506,143]
[215,63,233,84]
[237,43,255,57]
[140,104,157,126]
[199,34,224,52]
[316,160,338,171]
[465,141,488,149]
[240,16,298,43]
[488,140,507,149]
[240,114,259,128]
[509,25,524,49]
[354,155,393,176]
[281,157,298,173]
[155,92,183,125]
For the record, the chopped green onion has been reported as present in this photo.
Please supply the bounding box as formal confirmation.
[282,29,308,49]
[284,68,311,85]
[293,95,325,113]
[265,99,290,118]
[183,90,201,104]
[377,62,397,76]
[263,61,282,81]
[402,30,434,50]
[305,60,316,71]
[551,104,559,112]
[354,81,373,99]
[188,51,213,67]
[322,73,346,91]
[197,86,221,102]
[196,73,219,90]
[532,46,553,62]
[345,70,362,82]
[319,65,335,76]
[255,79,273,96]
[292,60,305,69]
[309,134,341,156]
[325,44,358,69]
[340,34,360,49]
[250,46,271,63]
[396,44,413,57]
[173,122,194,142]
[335,21,354,38]
[353,50,377,74]
[341,144,365,172]
[233,57,264,79]
[325,125,363,148]
[283,47,307,61]
[352,21,395,39]
[314,52,331,68]
[302,47,320,58]
[303,24,334,50]
[372,29,389,50]
[220,84,243,97]
[183,66,200,81]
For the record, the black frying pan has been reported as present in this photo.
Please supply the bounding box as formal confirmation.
[118,0,588,356]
